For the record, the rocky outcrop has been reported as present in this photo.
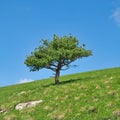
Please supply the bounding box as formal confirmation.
[15,100,43,110]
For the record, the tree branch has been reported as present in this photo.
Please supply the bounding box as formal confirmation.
[46,66,56,72]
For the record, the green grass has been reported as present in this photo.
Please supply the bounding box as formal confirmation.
[0,67,120,120]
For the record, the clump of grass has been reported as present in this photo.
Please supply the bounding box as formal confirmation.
[113,109,120,117]
[4,114,18,120]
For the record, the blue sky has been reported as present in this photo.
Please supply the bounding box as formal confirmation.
[0,0,120,87]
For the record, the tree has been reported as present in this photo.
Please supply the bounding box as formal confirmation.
[24,34,92,84]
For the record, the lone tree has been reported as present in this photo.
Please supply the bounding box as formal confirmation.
[24,34,92,84]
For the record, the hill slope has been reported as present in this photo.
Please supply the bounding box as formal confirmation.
[0,67,120,120]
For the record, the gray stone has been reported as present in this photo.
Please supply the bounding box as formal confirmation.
[15,100,43,110]
[0,109,7,114]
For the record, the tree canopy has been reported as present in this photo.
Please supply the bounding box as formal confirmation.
[24,34,92,84]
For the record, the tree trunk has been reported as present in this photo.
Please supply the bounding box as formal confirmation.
[55,69,60,84]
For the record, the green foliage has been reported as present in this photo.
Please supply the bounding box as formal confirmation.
[24,34,92,84]
[0,67,120,119]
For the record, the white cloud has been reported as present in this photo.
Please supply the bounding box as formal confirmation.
[18,78,34,84]
[112,8,120,25]
[111,0,120,25]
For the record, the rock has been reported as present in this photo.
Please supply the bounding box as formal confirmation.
[18,91,26,96]
[15,100,43,110]
[18,90,33,96]
[0,109,7,114]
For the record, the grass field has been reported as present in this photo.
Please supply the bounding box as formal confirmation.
[0,67,120,120]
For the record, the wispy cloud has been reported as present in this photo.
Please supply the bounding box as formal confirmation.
[112,8,120,25]
[18,78,34,84]
[111,0,120,25]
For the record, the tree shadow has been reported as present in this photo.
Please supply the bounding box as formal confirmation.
[43,76,94,87]
[59,78,81,85]
[43,78,81,87]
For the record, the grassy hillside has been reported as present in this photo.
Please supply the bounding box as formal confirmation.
[0,67,120,120]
